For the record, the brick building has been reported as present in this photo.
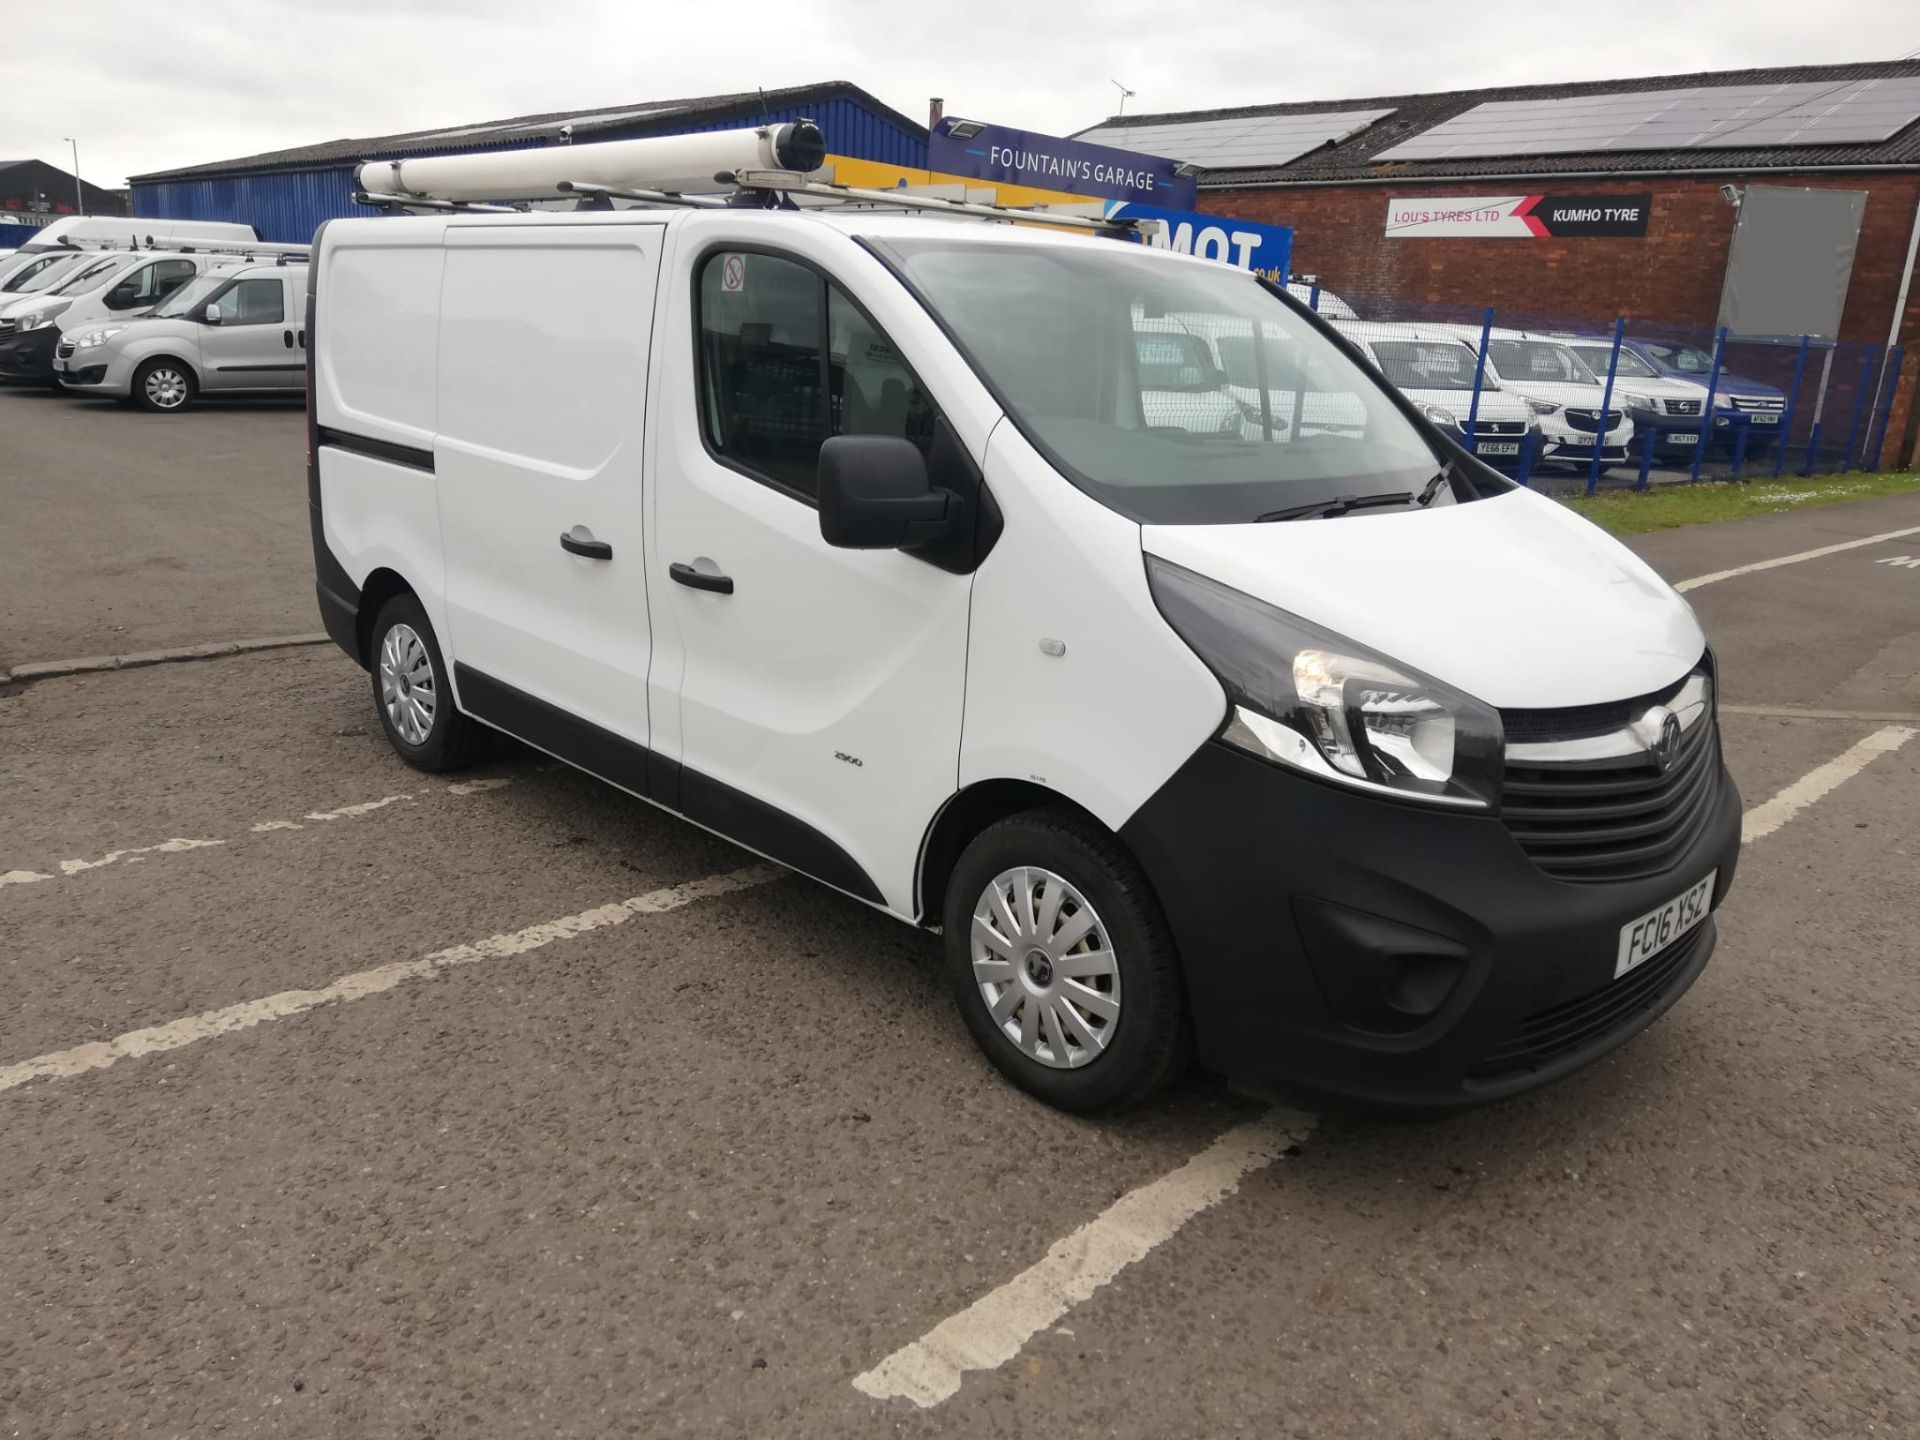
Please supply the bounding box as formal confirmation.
[1082,60,1920,468]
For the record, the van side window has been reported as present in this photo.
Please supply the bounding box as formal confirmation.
[214,278,286,326]
[697,251,937,501]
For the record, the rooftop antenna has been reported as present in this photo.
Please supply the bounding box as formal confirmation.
[1111,79,1135,117]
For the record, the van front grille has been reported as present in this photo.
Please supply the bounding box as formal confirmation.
[1499,671,1721,884]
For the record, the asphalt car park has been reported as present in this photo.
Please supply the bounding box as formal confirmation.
[3,389,1918,1436]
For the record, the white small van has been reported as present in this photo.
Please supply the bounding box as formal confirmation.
[58,261,310,410]
[310,136,1740,1113]
[0,250,208,383]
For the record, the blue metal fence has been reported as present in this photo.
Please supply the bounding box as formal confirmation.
[1296,285,1913,487]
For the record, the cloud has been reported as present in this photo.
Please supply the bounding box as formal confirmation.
[4,0,1908,187]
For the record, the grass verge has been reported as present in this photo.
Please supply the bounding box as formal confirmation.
[1561,471,1920,536]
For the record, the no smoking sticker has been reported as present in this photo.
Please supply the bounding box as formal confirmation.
[721,254,746,292]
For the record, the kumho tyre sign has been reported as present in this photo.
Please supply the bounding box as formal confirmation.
[1386,194,1652,238]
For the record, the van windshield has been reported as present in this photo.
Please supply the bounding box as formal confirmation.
[151,271,231,319]
[873,239,1460,525]
[48,256,133,295]
[11,254,90,294]
[1569,344,1657,379]
[1642,342,1718,375]
[1366,340,1487,391]
[1487,339,1597,385]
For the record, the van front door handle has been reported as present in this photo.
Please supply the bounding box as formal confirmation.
[283,329,294,349]
[559,532,613,560]
[670,561,733,594]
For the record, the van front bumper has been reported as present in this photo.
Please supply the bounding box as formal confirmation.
[0,324,59,382]
[1119,739,1742,1110]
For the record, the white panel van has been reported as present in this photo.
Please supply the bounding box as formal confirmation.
[309,200,1740,1114]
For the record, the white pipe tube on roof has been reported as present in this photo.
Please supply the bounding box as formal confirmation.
[356,123,826,203]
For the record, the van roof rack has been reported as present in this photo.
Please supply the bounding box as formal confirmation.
[350,123,1150,240]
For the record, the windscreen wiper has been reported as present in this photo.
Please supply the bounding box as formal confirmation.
[1253,491,1415,523]
[1415,464,1455,507]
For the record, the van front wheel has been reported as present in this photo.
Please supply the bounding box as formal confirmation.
[368,594,486,772]
[132,358,195,413]
[943,811,1189,1113]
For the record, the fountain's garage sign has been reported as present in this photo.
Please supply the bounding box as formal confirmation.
[1386,194,1652,238]
[929,117,1197,208]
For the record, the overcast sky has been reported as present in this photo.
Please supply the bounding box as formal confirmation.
[8,1,1917,188]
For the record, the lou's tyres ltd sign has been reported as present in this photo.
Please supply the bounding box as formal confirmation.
[1387,194,1652,238]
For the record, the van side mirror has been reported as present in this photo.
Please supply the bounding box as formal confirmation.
[817,436,957,551]
[104,283,141,310]
[202,304,223,325]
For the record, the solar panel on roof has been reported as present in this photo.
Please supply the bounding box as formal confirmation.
[1078,108,1395,168]
[1376,77,1920,160]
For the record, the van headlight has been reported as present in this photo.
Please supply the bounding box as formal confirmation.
[1421,403,1460,429]
[1146,557,1502,810]
[1525,398,1561,416]
[73,326,127,348]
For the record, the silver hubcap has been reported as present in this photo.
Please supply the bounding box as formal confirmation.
[971,866,1120,1069]
[378,623,436,746]
[144,367,187,408]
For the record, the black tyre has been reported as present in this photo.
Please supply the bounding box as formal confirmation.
[132,357,196,413]
[943,809,1189,1113]
[368,593,487,772]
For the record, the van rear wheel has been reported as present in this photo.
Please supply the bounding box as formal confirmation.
[368,594,487,772]
[133,358,195,413]
[943,810,1189,1113]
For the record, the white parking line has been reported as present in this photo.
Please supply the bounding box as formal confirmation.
[852,1110,1315,1408]
[5,778,520,890]
[1674,525,1920,592]
[852,723,1917,1409]
[1741,725,1915,843]
[305,793,413,823]
[0,864,782,1093]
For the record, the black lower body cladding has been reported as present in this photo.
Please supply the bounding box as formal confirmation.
[1119,740,1743,1110]
[0,325,60,383]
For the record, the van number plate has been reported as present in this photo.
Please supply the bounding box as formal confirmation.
[1668,432,1699,445]
[1615,871,1715,978]
[1476,441,1520,455]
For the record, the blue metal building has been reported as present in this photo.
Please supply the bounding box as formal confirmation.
[130,81,929,244]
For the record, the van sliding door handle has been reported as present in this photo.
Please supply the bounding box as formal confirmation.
[559,532,613,560]
[670,562,733,594]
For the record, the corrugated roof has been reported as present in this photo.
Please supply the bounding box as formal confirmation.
[1072,59,1920,186]
[130,81,924,182]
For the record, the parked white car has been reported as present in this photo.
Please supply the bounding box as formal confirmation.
[1430,325,1636,468]
[1286,282,1359,319]
[57,262,310,411]
[1546,332,1711,462]
[1334,322,1539,467]
[1129,323,1251,437]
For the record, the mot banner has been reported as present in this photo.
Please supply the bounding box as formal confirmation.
[1386,194,1652,239]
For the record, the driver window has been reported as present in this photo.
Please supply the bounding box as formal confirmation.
[697,250,938,502]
